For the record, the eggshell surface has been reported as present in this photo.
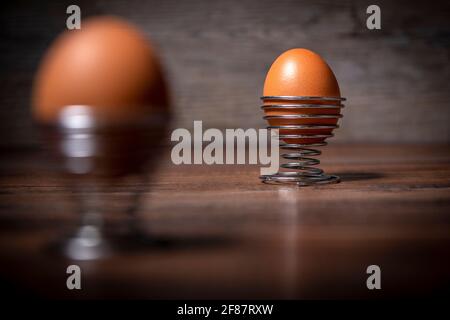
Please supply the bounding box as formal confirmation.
[263,48,341,98]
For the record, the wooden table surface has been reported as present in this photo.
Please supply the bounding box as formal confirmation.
[0,143,449,299]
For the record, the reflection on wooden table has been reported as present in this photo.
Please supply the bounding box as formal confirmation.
[0,144,449,298]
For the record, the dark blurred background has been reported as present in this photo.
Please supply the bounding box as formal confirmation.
[1,0,449,149]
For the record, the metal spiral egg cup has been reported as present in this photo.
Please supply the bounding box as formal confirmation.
[260,96,345,186]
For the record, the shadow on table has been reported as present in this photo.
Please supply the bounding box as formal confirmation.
[46,230,238,261]
[112,232,236,252]
[333,171,383,182]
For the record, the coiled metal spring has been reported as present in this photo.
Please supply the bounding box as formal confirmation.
[260,96,345,186]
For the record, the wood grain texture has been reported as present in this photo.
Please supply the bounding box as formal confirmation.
[0,143,449,298]
[0,0,449,149]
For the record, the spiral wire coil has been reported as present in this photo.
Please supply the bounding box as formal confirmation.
[260,96,345,186]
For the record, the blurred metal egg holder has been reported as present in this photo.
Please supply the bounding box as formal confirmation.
[38,104,170,260]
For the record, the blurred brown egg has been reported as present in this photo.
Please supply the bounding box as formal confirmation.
[262,48,343,144]
[32,16,170,177]
[32,16,169,125]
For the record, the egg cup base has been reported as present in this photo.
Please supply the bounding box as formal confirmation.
[260,173,340,186]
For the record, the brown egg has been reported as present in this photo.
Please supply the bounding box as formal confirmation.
[262,48,343,144]
[263,48,340,98]
[32,16,169,125]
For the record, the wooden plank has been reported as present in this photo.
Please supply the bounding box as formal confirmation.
[0,144,449,298]
[1,0,449,149]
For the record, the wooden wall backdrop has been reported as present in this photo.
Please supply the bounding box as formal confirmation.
[1,0,449,149]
